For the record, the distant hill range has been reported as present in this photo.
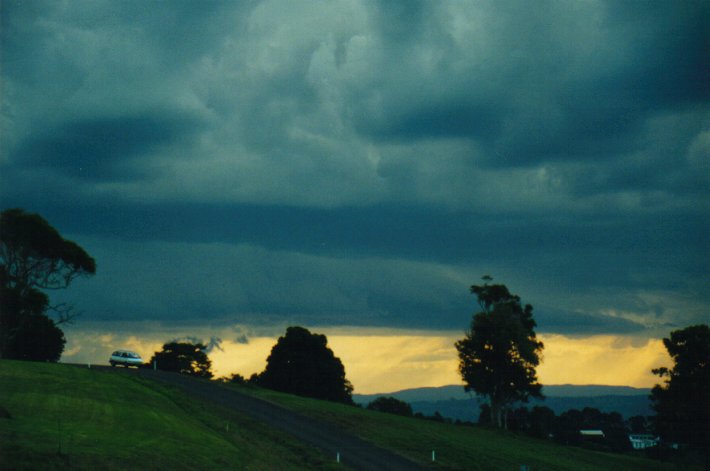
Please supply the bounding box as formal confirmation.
[354,385,653,422]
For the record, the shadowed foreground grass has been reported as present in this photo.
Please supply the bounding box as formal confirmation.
[237,385,690,471]
[0,360,337,471]
[1,360,696,471]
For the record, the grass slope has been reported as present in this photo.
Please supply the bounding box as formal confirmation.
[1,361,695,471]
[236,386,689,471]
[0,360,337,471]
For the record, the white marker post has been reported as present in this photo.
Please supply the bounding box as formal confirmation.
[336,452,340,464]
[432,450,436,462]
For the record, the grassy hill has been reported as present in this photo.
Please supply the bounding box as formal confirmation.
[0,360,694,471]
[234,386,688,471]
[0,360,336,471]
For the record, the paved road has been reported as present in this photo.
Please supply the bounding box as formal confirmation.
[125,368,431,471]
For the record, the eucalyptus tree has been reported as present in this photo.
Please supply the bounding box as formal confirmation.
[0,208,95,360]
[455,277,544,428]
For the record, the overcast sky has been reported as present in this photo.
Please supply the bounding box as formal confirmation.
[1,1,708,388]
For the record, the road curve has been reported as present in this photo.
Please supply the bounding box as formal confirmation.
[126,368,431,471]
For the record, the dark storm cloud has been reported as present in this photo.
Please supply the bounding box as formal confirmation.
[12,113,202,181]
[0,0,243,75]
[362,101,502,142]
[9,201,704,279]
[602,1,710,104]
[26,200,710,335]
[352,0,710,167]
[1,0,708,337]
[530,307,645,336]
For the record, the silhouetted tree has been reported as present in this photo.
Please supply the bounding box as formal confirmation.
[257,326,353,404]
[367,397,413,417]
[0,286,64,361]
[581,406,603,429]
[508,406,530,433]
[604,419,631,453]
[225,373,246,384]
[0,209,95,360]
[455,277,544,428]
[628,415,650,434]
[500,405,556,440]
[554,409,583,445]
[0,208,95,295]
[528,406,556,439]
[651,324,709,462]
[478,403,492,426]
[150,341,213,378]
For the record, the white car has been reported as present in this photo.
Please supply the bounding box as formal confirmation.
[109,350,143,368]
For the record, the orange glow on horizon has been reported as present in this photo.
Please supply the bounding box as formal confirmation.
[536,334,670,388]
[63,325,672,394]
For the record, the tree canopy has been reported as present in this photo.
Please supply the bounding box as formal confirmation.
[455,277,544,428]
[650,324,709,456]
[0,285,65,361]
[150,341,213,378]
[257,326,353,404]
[0,208,95,294]
[0,208,95,361]
[367,396,413,417]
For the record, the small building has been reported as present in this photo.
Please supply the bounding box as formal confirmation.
[579,429,606,447]
[628,434,659,450]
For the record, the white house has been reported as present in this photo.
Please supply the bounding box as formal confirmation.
[628,434,659,450]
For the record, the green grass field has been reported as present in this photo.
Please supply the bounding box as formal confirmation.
[0,360,337,471]
[0,360,696,471]
[235,385,690,471]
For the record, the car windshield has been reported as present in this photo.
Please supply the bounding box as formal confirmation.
[114,351,140,358]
